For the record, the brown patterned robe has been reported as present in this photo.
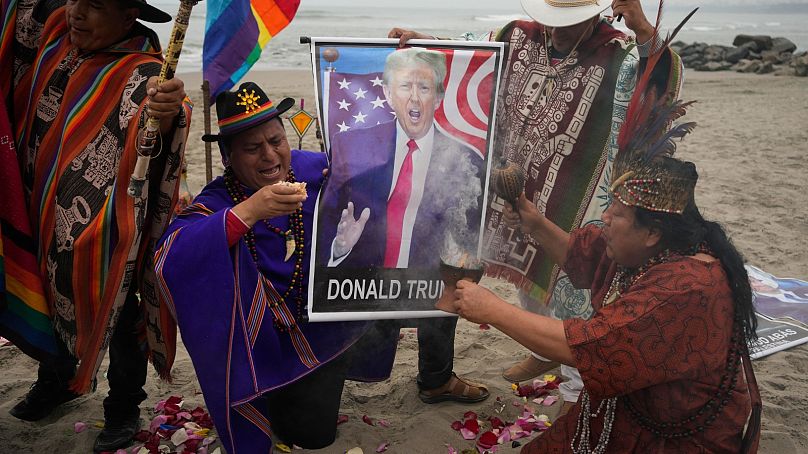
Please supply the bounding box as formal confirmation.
[523,225,756,453]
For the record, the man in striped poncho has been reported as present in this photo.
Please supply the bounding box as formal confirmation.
[2,0,191,450]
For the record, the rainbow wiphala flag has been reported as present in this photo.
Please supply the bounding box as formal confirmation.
[203,0,300,99]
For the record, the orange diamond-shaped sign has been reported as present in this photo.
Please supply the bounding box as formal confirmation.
[289,110,315,137]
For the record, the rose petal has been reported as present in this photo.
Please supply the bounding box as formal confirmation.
[337,414,350,425]
[74,422,88,433]
[542,396,559,406]
[477,431,498,448]
[171,428,189,446]
[460,428,477,440]
[362,415,375,426]
[375,442,390,453]
[378,419,391,428]
[450,420,463,431]
[150,415,169,433]
[488,416,505,430]
[463,418,480,434]
[463,411,478,421]
[478,324,490,330]
[446,444,459,454]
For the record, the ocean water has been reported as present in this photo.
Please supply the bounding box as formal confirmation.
[149,3,808,74]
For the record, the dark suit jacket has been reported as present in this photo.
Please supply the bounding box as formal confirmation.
[318,120,485,270]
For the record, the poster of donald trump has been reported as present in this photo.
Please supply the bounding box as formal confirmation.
[305,38,505,321]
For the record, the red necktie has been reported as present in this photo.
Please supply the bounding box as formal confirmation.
[384,139,418,267]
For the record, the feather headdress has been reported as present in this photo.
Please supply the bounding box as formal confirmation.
[610,4,699,214]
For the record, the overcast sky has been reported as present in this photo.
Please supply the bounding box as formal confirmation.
[303,0,808,8]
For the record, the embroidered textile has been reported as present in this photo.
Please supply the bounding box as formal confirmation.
[483,20,682,316]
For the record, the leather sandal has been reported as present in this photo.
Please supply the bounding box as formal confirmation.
[502,356,560,383]
[418,372,490,404]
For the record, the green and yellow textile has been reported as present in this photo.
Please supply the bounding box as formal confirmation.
[5,3,191,393]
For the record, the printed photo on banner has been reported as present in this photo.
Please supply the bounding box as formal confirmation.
[746,265,808,324]
[304,38,505,321]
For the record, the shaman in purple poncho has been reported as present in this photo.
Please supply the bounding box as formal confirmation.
[155,150,394,452]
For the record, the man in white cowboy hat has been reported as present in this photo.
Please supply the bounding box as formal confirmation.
[3,0,190,451]
[390,0,683,410]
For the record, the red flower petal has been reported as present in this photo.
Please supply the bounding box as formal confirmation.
[337,414,350,425]
[362,415,375,426]
[478,323,490,330]
[375,442,390,453]
[477,430,498,449]
[488,417,505,430]
[463,411,478,421]
[463,418,480,434]
[450,420,463,431]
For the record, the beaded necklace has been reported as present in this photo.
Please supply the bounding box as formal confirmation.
[601,243,710,307]
[223,166,306,330]
[572,242,740,453]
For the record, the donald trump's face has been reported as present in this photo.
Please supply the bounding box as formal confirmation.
[383,62,443,141]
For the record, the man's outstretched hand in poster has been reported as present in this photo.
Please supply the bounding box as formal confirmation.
[333,202,370,260]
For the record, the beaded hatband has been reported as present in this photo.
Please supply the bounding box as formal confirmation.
[224,166,306,331]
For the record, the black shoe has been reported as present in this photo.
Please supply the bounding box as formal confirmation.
[93,413,141,453]
[9,380,81,421]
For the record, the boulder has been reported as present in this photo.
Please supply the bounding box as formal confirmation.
[774,66,797,77]
[671,40,687,52]
[756,61,774,74]
[725,46,750,64]
[735,60,761,73]
[697,61,732,72]
[793,54,808,77]
[740,41,761,53]
[761,50,782,64]
[703,45,728,62]
[680,42,708,57]
[681,53,705,68]
[733,34,773,51]
[770,37,797,54]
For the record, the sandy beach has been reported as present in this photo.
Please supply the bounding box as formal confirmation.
[1,68,807,453]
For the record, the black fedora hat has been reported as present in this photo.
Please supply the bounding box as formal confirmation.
[202,82,295,142]
[124,0,172,23]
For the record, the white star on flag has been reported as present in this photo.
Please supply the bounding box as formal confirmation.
[370,96,386,109]
[353,87,367,99]
[353,112,367,124]
[370,76,383,86]
[337,121,350,132]
[338,78,351,89]
[337,99,351,111]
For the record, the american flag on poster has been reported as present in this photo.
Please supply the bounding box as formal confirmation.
[323,49,497,158]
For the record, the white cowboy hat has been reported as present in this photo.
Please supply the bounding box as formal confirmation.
[520,0,610,28]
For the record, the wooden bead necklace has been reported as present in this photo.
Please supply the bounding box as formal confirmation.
[224,166,306,330]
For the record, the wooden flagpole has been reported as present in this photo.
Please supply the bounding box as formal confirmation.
[202,80,213,183]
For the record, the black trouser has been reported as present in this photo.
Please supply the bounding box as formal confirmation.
[369,315,459,390]
[37,292,147,421]
[264,351,350,449]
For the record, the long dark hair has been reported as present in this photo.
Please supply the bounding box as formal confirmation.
[633,159,757,341]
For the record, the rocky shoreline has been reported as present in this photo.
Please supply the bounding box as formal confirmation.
[673,34,807,76]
